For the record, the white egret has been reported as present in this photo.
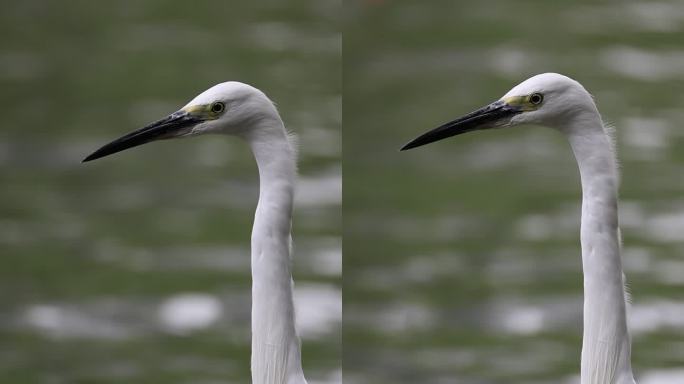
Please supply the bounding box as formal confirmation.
[84,82,307,384]
[402,73,636,384]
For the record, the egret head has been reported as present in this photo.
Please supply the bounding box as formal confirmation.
[83,82,279,162]
[401,73,597,150]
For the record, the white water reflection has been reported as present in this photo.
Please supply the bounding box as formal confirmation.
[498,304,545,335]
[491,296,582,335]
[19,283,339,341]
[567,2,684,33]
[622,117,672,158]
[352,290,684,340]
[601,46,684,81]
[488,46,537,77]
[93,242,251,272]
[515,205,580,242]
[296,167,342,208]
[624,2,684,32]
[23,302,141,340]
[159,293,222,335]
[641,368,684,384]
[630,300,684,335]
[514,200,684,245]
[303,237,342,277]
[351,301,436,335]
[245,22,339,54]
[567,368,684,384]
[645,208,684,243]
[495,296,684,337]
[91,235,341,276]
[116,23,218,52]
[295,283,341,338]
[309,369,342,384]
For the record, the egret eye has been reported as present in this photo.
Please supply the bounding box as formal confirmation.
[529,93,543,105]
[211,102,225,114]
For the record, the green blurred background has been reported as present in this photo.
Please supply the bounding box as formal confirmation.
[344,1,684,383]
[0,1,340,383]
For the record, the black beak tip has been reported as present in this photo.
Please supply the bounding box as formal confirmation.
[399,142,414,151]
[82,154,95,163]
[82,150,105,163]
[400,137,427,151]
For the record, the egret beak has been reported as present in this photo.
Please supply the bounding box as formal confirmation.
[83,110,203,162]
[400,99,522,151]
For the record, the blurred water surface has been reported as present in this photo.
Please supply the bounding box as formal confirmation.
[0,1,340,383]
[345,1,684,383]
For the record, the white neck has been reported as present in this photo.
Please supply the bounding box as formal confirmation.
[563,111,635,384]
[245,118,306,384]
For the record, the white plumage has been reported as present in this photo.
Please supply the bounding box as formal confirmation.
[403,73,636,384]
[84,82,307,384]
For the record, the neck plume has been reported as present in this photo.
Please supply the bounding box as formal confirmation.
[564,111,635,384]
[246,117,306,384]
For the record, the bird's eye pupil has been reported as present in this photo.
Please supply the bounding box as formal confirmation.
[211,102,225,113]
[530,93,543,105]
